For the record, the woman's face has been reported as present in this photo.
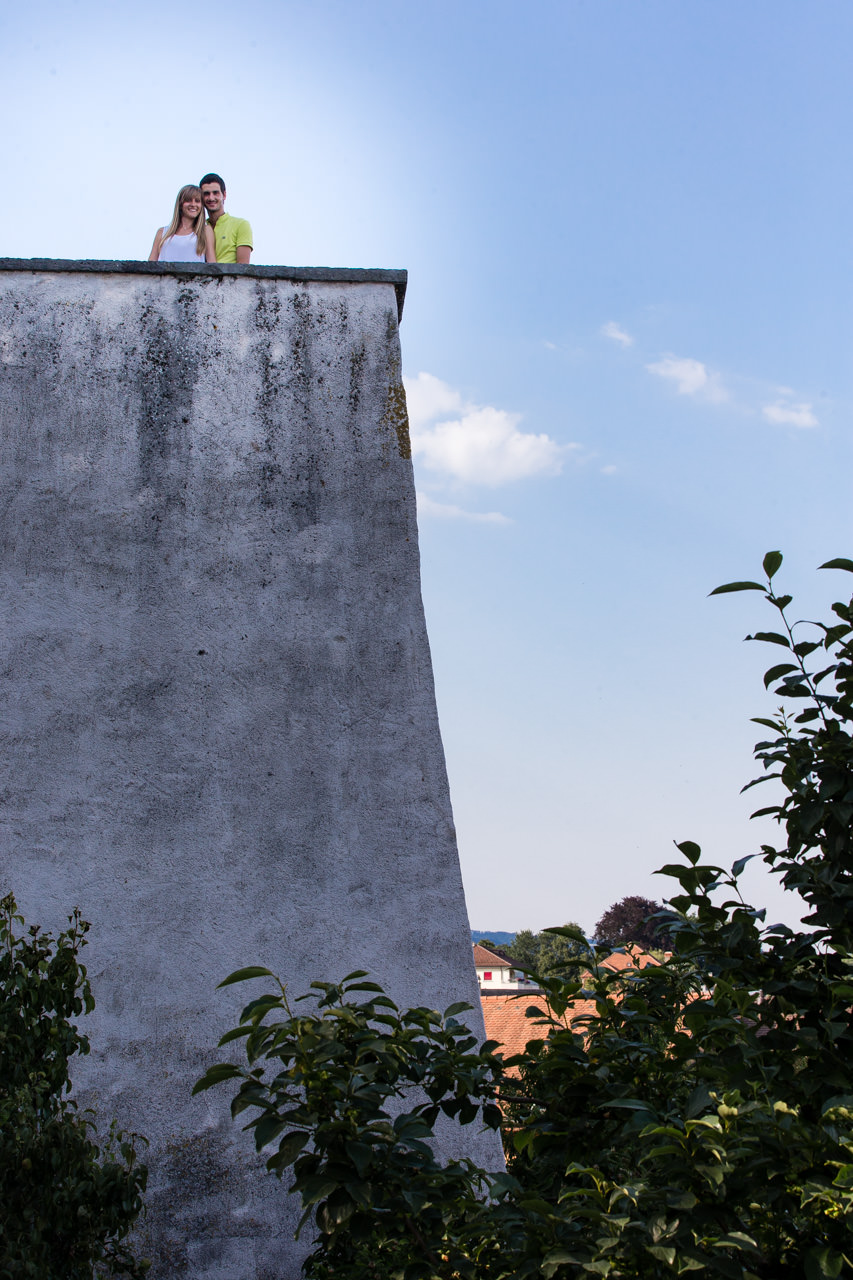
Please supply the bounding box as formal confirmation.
[182,195,202,219]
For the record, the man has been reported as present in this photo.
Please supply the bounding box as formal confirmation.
[199,173,253,264]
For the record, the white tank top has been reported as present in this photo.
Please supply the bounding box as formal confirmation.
[158,229,205,262]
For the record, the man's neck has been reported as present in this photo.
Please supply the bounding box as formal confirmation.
[207,207,226,227]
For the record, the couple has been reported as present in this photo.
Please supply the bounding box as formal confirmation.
[148,173,253,264]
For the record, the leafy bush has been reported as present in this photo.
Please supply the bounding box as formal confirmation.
[198,553,853,1279]
[194,969,508,1278]
[0,894,148,1278]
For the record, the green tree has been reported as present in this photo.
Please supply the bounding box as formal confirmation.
[198,552,853,1279]
[500,552,853,1277]
[504,928,538,969]
[506,924,586,974]
[0,894,148,1278]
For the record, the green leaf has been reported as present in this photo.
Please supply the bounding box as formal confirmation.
[240,994,283,1019]
[444,1001,473,1017]
[192,1063,241,1093]
[217,1026,253,1046]
[344,1140,373,1177]
[821,1094,853,1116]
[675,840,702,865]
[831,1164,853,1188]
[646,1245,676,1265]
[763,550,783,579]
[253,1114,288,1151]
[709,581,765,595]
[794,708,821,723]
[217,966,276,988]
[805,1247,844,1279]
[716,1232,756,1250]
[748,631,791,648]
[819,558,853,573]
[793,640,820,657]
[668,1190,699,1209]
[541,1250,580,1275]
[763,662,798,688]
[319,1193,355,1227]
[267,1130,309,1171]
[297,1176,342,1208]
[686,1085,713,1119]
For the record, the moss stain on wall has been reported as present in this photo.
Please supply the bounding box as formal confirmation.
[381,359,411,460]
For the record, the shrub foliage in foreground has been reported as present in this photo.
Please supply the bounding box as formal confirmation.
[0,895,148,1278]
[197,553,853,1279]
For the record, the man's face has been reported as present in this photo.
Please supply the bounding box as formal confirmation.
[201,183,225,215]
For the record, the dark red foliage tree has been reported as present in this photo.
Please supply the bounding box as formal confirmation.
[594,894,672,949]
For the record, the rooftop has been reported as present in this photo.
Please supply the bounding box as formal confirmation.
[481,992,598,1059]
[473,943,515,967]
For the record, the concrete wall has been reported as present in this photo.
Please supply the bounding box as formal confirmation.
[0,262,498,1278]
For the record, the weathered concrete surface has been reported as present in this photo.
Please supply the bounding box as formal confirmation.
[0,258,409,322]
[0,265,498,1278]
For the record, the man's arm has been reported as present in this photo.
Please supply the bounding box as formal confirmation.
[235,219,253,264]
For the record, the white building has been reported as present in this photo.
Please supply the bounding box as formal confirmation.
[473,943,539,993]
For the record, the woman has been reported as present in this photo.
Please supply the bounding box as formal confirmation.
[149,185,216,263]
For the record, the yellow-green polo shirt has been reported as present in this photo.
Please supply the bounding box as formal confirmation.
[210,212,253,263]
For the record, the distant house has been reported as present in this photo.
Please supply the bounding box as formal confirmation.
[479,948,660,1060]
[473,943,539,993]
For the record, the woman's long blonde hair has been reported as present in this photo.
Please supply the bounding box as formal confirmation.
[160,185,206,257]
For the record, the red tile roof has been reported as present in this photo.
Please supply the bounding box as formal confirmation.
[600,947,660,971]
[473,944,514,967]
[481,992,597,1058]
[481,950,660,1059]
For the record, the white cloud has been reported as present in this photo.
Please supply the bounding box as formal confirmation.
[405,371,464,430]
[601,321,634,347]
[762,400,818,428]
[413,407,564,485]
[646,354,727,402]
[416,492,511,524]
[601,464,618,475]
[404,372,567,487]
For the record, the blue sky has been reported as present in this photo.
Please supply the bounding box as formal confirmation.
[3,1,852,933]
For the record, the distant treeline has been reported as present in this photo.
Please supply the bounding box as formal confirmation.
[472,897,674,971]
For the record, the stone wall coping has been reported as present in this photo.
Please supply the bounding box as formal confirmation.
[0,258,408,321]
